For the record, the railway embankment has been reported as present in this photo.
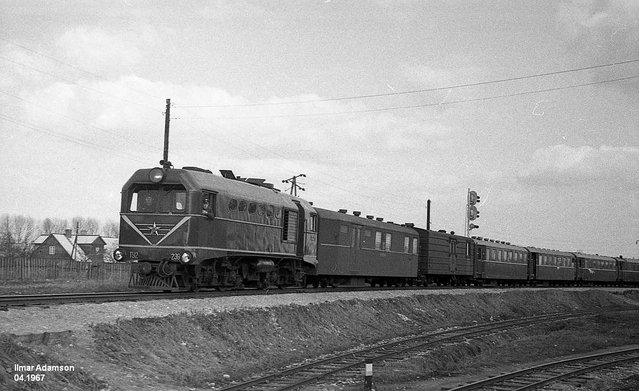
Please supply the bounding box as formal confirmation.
[1,288,639,391]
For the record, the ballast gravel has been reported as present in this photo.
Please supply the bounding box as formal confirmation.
[0,287,626,336]
[1,289,488,336]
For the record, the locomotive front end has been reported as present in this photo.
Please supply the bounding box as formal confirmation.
[115,167,209,290]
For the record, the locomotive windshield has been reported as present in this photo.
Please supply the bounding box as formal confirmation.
[128,185,187,213]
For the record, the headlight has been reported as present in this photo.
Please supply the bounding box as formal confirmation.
[180,251,194,264]
[149,167,165,183]
[113,248,126,262]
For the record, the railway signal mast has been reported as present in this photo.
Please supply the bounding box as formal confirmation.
[465,188,481,237]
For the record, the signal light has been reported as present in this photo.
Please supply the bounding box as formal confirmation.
[468,206,478,220]
[469,190,480,205]
[469,223,479,230]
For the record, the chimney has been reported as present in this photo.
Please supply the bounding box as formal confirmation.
[64,229,72,239]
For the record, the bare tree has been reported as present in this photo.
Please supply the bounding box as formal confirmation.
[102,220,119,238]
[0,214,38,257]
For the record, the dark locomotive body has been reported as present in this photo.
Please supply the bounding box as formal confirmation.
[116,167,317,290]
[115,166,639,290]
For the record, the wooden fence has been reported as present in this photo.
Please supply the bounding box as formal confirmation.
[0,257,131,282]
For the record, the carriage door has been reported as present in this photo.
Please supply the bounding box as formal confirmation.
[350,226,361,273]
[449,239,458,273]
[293,201,306,257]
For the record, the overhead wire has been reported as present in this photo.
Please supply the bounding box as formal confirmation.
[198,74,639,120]
[175,58,639,108]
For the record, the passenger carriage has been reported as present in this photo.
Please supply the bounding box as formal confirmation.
[573,252,617,285]
[526,247,576,285]
[415,229,474,285]
[312,209,419,287]
[616,257,639,285]
[473,238,528,284]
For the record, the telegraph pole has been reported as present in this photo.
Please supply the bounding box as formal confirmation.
[282,174,306,196]
[161,98,172,169]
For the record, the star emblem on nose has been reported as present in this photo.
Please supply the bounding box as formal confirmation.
[149,222,160,236]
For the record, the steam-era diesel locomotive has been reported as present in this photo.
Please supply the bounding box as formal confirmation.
[114,165,639,291]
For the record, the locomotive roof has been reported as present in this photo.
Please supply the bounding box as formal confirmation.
[123,167,300,208]
[314,208,417,234]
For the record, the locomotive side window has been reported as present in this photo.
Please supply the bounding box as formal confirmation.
[202,192,215,217]
[308,213,318,232]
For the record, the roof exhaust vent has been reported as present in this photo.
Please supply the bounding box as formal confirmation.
[338,209,347,214]
[376,217,384,222]
[366,215,374,219]
[353,211,361,216]
[405,223,415,228]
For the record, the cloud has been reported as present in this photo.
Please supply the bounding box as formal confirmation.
[55,25,159,74]
[518,144,639,188]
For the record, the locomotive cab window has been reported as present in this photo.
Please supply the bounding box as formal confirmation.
[129,185,187,213]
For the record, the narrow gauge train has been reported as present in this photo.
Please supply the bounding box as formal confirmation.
[113,166,639,290]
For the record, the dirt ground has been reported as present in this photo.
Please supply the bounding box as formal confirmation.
[1,288,639,391]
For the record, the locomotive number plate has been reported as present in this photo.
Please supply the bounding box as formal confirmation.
[129,251,139,259]
[170,253,181,261]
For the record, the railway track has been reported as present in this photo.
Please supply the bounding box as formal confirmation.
[446,345,639,391]
[218,311,597,391]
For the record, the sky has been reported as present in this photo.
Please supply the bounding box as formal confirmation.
[1,0,638,257]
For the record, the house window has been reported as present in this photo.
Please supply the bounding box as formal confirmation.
[49,246,55,255]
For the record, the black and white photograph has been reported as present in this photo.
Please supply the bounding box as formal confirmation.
[1,1,639,390]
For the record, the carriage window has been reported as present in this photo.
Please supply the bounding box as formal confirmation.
[238,200,247,211]
[228,199,238,210]
[375,232,382,250]
[404,237,410,253]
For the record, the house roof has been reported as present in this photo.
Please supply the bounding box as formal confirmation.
[33,234,88,261]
